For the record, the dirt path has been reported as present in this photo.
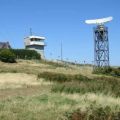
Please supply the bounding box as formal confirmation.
[0,73,51,100]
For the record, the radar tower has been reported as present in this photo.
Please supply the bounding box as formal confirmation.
[85,17,113,67]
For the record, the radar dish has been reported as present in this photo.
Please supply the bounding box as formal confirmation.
[85,17,113,25]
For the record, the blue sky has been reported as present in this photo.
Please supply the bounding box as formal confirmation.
[0,0,120,65]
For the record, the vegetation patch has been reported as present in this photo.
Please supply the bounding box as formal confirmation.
[52,76,120,97]
[37,72,120,97]
[0,60,119,120]
[37,72,90,83]
[93,67,120,77]
[11,49,41,60]
[0,94,77,120]
[0,49,16,63]
[64,106,120,120]
[40,60,70,68]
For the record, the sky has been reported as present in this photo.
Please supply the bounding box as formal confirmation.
[0,0,120,66]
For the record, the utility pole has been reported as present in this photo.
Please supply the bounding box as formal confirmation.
[30,28,33,36]
[61,41,63,61]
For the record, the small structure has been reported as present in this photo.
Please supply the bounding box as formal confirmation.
[0,42,11,49]
[24,36,46,59]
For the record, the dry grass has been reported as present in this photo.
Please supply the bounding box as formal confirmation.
[0,60,119,120]
[0,60,93,76]
[0,73,36,84]
[0,92,119,120]
[61,93,120,111]
[0,73,53,90]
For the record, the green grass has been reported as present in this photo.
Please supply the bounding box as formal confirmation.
[37,72,90,83]
[0,92,119,120]
[52,77,120,97]
[0,94,77,120]
[37,72,120,97]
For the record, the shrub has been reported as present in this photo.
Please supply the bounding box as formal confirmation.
[93,67,120,77]
[110,68,120,77]
[0,49,16,63]
[37,72,69,82]
[40,60,68,68]
[52,76,120,97]
[11,49,41,60]
[64,106,120,120]
[37,72,91,83]
[93,67,112,74]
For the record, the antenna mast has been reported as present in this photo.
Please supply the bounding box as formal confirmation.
[61,41,63,61]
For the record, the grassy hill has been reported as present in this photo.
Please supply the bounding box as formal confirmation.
[0,60,119,120]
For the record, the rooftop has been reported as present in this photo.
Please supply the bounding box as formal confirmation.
[25,36,45,40]
[0,42,11,49]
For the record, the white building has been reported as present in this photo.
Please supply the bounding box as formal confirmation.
[24,36,46,59]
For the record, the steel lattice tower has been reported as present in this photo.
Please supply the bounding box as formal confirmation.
[94,25,109,67]
[85,17,113,67]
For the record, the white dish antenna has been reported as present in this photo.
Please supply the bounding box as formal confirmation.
[85,16,113,25]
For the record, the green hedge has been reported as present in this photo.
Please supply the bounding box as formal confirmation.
[0,49,41,61]
[11,49,41,60]
[0,49,16,63]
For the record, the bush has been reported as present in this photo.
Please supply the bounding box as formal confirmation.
[51,75,120,97]
[64,106,120,120]
[11,49,41,60]
[0,49,16,63]
[37,72,90,83]
[93,67,112,74]
[93,67,120,77]
[40,60,68,68]
[37,72,69,82]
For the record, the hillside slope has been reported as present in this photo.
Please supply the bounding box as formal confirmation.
[0,60,119,120]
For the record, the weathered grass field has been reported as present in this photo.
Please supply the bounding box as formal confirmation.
[0,60,119,120]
